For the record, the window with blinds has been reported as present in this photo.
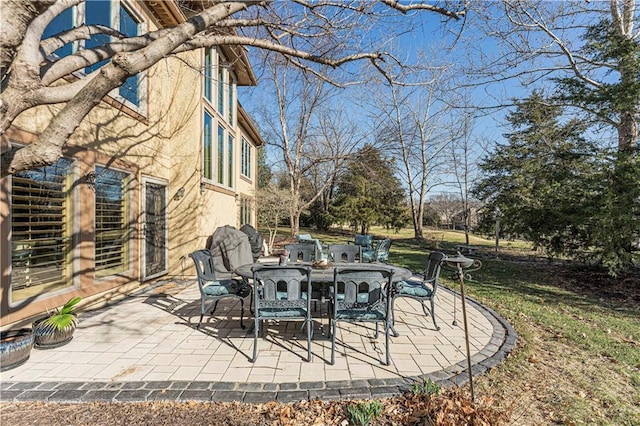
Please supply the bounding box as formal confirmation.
[11,158,74,300]
[95,167,130,278]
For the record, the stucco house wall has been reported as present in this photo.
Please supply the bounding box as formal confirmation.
[0,1,263,327]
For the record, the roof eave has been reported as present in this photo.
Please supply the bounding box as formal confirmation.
[238,104,264,147]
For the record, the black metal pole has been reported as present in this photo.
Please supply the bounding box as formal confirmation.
[457,264,474,401]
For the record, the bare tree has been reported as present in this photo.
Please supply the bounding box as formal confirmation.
[469,0,638,154]
[1,0,464,177]
[305,109,366,231]
[369,59,453,239]
[427,192,462,230]
[449,110,479,246]
[251,57,364,235]
[256,184,289,252]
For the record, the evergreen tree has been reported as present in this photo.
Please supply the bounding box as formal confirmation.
[474,92,602,260]
[554,19,640,273]
[332,145,406,234]
[257,147,272,190]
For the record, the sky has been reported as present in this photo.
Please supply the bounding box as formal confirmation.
[237,1,625,195]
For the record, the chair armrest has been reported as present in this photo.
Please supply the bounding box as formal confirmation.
[391,281,403,296]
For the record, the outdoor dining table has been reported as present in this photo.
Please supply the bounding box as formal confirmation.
[234,261,413,288]
[235,261,413,322]
[235,261,414,339]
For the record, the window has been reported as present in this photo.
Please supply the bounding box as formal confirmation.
[228,74,235,125]
[43,6,74,57]
[202,114,234,189]
[228,134,234,187]
[85,0,112,74]
[204,49,213,103]
[203,47,236,124]
[202,47,237,189]
[203,111,213,180]
[11,158,74,301]
[241,137,252,179]
[43,1,145,110]
[239,197,254,226]
[218,64,225,115]
[118,4,140,106]
[95,167,131,278]
[217,124,225,185]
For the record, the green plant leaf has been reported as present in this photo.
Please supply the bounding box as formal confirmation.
[42,313,77,330]
[59,296,82,315]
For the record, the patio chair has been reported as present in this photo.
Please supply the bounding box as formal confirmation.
[352,234,373,251]
[189,250,248,329]
[328,244,362,263]
[390,251,446,335]
[329,266,395,366]
[362,238,392,263]
[285,243,317,262]
[251,265,313,363]
[295,233,323,253]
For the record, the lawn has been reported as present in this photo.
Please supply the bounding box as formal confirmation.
[282,226,640,425]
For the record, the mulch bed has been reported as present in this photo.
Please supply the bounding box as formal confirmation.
[0,388,510,426]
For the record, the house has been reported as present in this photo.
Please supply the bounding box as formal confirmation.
[0,1,264,326]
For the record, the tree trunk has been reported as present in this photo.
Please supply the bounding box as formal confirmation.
[290,213,300,237]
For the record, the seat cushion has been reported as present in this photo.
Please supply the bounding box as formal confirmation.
[336,293,372,303]
[361,250,375,262]
[336,309,385,321]
[259,308,308,318]
[202,280,240,296]
[276,291,308,301]
[396,280,433,298]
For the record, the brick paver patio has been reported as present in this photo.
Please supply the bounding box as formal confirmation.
[0,273,516,402]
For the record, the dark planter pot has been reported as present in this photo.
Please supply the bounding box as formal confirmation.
[0,328,34,371]
[33,316,77,349]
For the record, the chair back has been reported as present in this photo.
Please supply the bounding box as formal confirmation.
[423,251,446,290]
[252,265,312,310]
[328,244,361,263]
[373,239,392,262]
[285,243,317,262]
[354,234,373,250]
[189,250,218,294]
[332,267,394,314]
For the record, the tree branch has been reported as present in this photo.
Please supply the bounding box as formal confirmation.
[379,0,465,20]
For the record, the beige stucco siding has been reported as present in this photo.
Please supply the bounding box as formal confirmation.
[1,7,263,326]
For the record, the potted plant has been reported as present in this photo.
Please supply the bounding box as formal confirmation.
[0,328,34,371]
[33,296,81,349]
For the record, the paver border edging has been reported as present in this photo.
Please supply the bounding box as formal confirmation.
[0,285,517,404]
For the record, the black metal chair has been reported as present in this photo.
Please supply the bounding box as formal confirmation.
[362,238,392,262]
[390,251,446,335]
[352,234,374,251]
[284,243,317,262]
[328,244,362,263]
[189,250,248,329]
[251,265,313,363]
[329,266,395,365]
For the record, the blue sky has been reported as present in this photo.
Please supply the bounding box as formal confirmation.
[238,2,622,194]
